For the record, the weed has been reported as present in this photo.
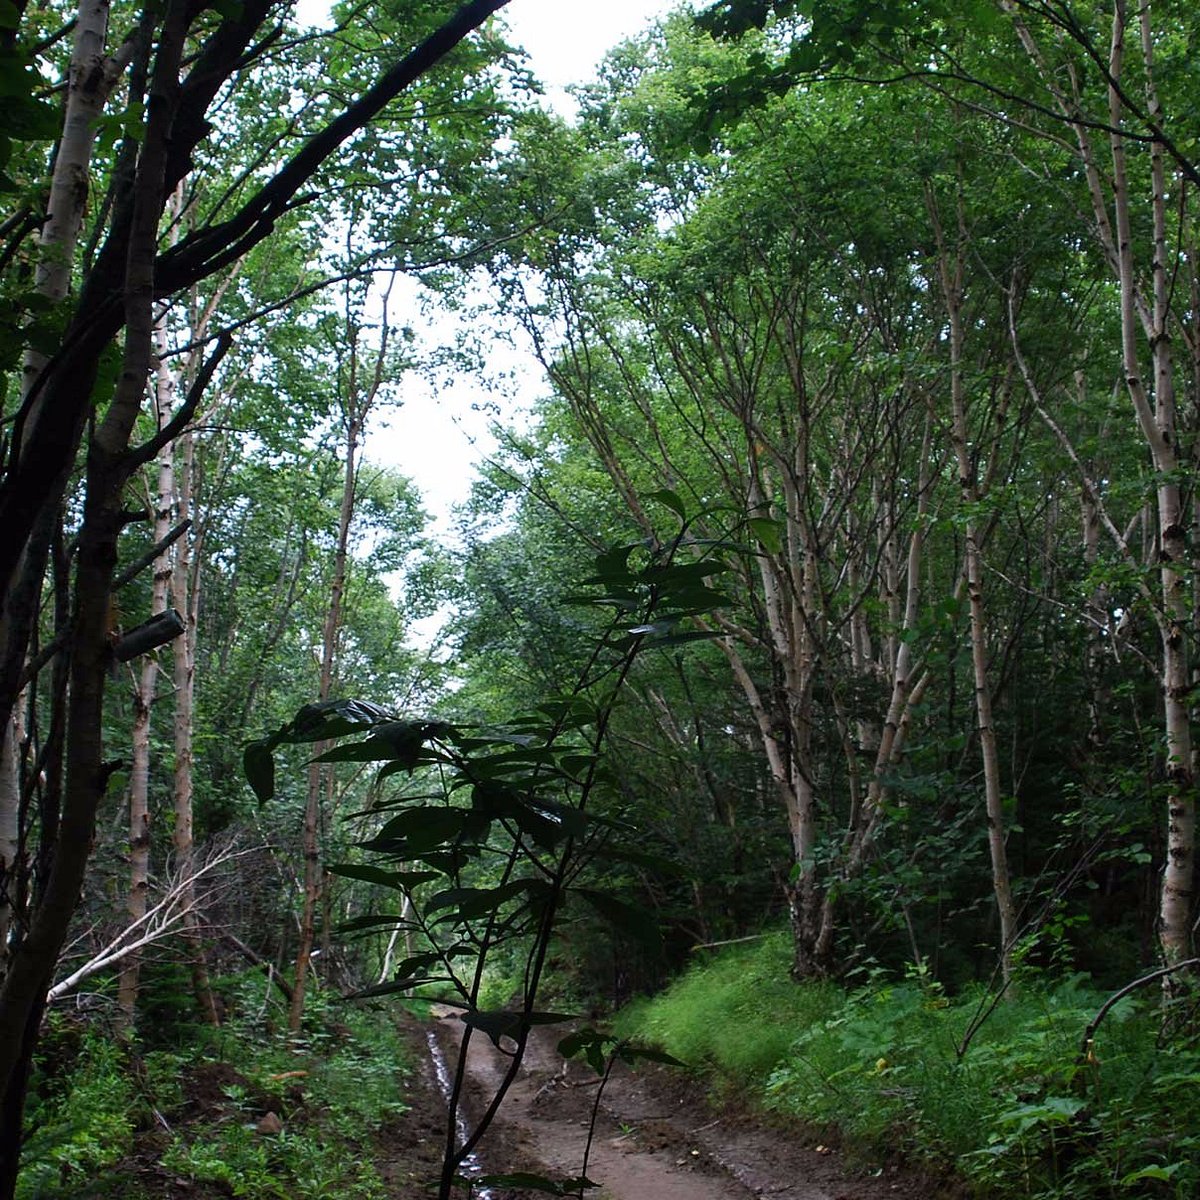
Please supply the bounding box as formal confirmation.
[18,1029,137,1199]
[617,933,1200,1199]
[21,975,410,1199]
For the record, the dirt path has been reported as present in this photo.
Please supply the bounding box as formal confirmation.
[422,1011,941,1200]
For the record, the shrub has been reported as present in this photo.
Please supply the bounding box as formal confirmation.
[618,938,1200,1198]
[19,1029,138,1198]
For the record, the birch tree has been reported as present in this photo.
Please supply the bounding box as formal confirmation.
[0,2,513,1191]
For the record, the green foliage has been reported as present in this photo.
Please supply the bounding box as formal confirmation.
[612,932,839,1081]
[18,1027,137,1199]
[246,523,728,1196]
[619,939,1200,1198]
[163,1122,390,1200]
[21,975,408,1200]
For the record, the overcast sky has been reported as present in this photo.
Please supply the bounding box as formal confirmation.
[502,1,686,106]
[366,0,689,542]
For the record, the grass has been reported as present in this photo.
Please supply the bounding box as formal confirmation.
[19,974,412,1199]
[614,934,1200,1199]
[613,931,839,1081]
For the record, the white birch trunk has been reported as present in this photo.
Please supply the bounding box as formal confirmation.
[0,700,24,975]
[930,186,1019,984]
[116,321,176,1025]
[173,422,219,1024]
[1133,4,1194,968]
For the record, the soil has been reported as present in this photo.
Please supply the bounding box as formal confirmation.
[100,1012,959,1199]
[392,1008,959,1200]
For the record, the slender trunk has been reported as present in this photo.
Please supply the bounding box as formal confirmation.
[173,424,219,1024]
[19,0,124,425]
[0,698,23,975]
[117,321,175,1027]
[1132,5,1194,967]
[1003,0,1196,984]
[289,411,361,1032]
[930,184,1018,984]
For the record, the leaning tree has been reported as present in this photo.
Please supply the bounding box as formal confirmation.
[0,1,514,1191]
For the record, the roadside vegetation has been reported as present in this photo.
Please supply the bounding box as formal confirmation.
[19,976,410,1200]
[617,933,1200,1199]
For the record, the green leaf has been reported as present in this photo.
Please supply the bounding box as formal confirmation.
[285,698,395,743]
[592,845,682,874]
[617,1044,685,1068]
[336,913,417,934]
[426,879,544,920]
[558,1027,613,1074]
[460,1009,576,1048]
[748,516,784,554]
[6,94,59,141]
[243,740,275,802]
[584,544,637,584]
[327,863,440,889]
[348,974,451,999]
[1120,1163,1183,1185]
[362,806,470,855]
[645,488,687,519]
[314,720,450,767]
[574,888,662,949]
[653,630,723,647]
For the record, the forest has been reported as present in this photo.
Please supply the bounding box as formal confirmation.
[1,0,1199,1197]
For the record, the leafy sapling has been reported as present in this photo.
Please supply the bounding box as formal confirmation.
[244,510,726,1198]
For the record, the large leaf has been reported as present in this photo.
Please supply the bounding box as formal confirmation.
[426,879,547,921]
[243,741,275,802]
[584,544,637,584]
[362,806,470,856]
[557,1026,613,1074]
[285,698,394,743]
[748,516,784,554]
[348,973,452,999]
[459,1008,576,1048]
[645,487,687,519]
[574,888,663,950]
[617,1043,686,1068]
[591,845,683,874]
[327,863,441,889]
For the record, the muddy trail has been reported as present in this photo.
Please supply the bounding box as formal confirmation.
[400,1010,948,1200]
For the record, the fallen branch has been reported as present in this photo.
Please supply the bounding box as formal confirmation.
[690,934,764,952]
[47,843,259,1002]
[220,930,294,1003]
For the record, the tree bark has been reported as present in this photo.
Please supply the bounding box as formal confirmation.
[929,181,1019,985]
[173,420,220,1025]
[116,318,176,1027]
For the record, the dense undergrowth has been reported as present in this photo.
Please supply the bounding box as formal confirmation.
[614,933,1200,1199]
[19,974,410,1199]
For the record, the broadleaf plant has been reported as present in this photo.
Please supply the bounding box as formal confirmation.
[244,518,724,1199]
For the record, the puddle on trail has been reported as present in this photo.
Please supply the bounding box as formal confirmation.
[426,1029,494,1200]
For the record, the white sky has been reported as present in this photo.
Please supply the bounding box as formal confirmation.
[288,1,691,647]
[503,1,686,105]
[364,1,688,538]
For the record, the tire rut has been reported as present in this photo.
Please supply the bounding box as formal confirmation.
[429,1012,937,1200]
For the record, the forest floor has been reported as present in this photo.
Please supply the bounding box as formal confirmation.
[380,1008,960,1200]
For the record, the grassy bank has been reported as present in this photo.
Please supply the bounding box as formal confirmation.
[613,933,1200,1198]
[20,975,411,1199]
